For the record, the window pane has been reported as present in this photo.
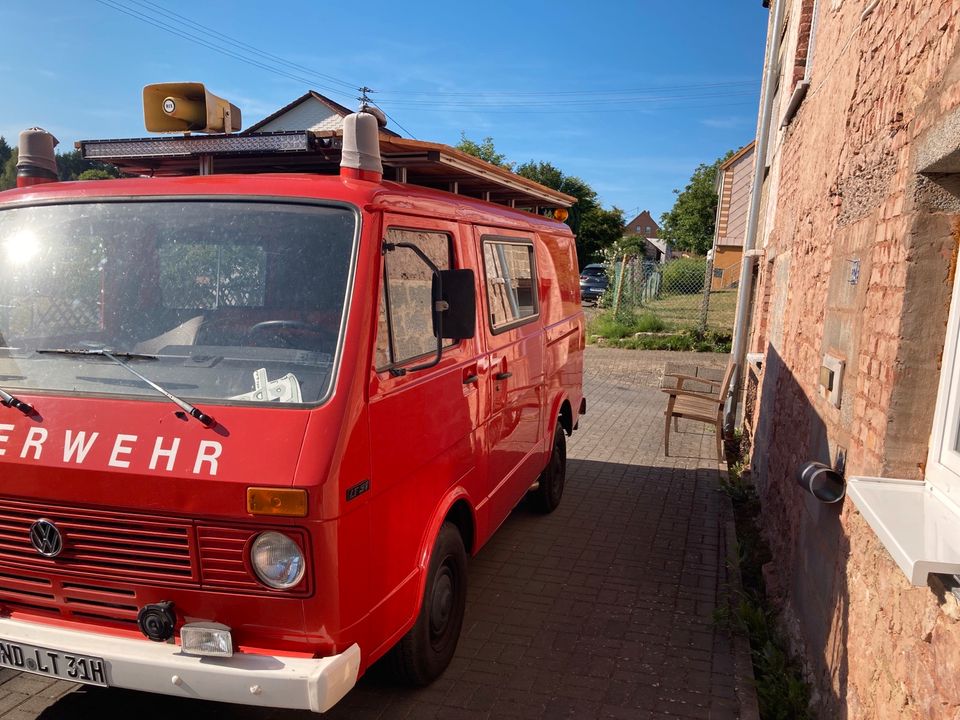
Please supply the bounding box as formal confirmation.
[383,228,451,364]
[0,201,356,405]
[484,240,537,329]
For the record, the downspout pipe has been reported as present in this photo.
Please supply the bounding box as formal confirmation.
[726,0,787,428]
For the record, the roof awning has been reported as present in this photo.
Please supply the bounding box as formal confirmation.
[78,130,575,210]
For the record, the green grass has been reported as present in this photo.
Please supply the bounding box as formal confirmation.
[587,309,732,353]
[639,289,737,333]
[588,310,666,339]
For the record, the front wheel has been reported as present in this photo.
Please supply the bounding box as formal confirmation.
[390,522,467,685]
[530,423,567,514]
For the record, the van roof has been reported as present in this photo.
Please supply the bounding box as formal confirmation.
[0,174,575,236]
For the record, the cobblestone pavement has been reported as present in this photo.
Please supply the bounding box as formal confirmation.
[3,347,756,719]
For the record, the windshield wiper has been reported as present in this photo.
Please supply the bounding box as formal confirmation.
[36,348,217,428]
[37,349,159,361]
[0,388,34,416]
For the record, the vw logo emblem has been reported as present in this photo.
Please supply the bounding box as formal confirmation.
[28,519,62,558]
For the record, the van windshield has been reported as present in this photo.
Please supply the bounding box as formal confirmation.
[0,200,357,406]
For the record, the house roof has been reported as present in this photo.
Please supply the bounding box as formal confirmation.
[718,141,756,172]
[244,90,401,137]
[646,237,669,255]
[626,209,659,228]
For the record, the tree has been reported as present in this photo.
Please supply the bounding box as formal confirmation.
[56,150,120,181]
[455,138,625,265]
[0,137,11,170]
[77,169,115,181]
[610,233,651,259]
[516,160,623,264]
[455,134,513,170]
[0,150,17,191]
[578,206,626,264]
[658,150,735,256]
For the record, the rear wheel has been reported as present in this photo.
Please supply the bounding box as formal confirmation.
[531,423,566,513]
[390,522,467,685]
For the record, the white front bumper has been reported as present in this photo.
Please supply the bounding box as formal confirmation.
[0,617,360,713]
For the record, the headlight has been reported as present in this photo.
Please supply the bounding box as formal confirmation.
[250,531,305,589]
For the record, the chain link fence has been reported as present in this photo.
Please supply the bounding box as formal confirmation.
[600,256,737,335]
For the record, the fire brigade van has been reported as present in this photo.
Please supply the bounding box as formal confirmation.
[0,84,585,713]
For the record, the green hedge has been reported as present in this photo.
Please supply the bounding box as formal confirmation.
[661,258,707,295]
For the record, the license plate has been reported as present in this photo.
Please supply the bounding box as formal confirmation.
[0,639,107,686]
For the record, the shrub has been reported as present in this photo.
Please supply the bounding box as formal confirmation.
[661,257,707,295]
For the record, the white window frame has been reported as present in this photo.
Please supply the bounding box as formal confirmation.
[927,260,960,500]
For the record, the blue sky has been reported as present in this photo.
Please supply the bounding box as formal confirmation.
[3,1,768,222]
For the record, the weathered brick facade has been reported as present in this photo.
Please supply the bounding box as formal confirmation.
[747,1,960,717]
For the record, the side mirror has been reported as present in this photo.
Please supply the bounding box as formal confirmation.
[434,269,476,340]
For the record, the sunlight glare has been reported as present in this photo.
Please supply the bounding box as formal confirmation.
[4,230,40,266]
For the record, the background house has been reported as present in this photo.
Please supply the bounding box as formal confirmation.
[625,209,659,238]
[710,142,754,290]
[624,210,670,262]
[244,90,402,136]
[740,2,960,718]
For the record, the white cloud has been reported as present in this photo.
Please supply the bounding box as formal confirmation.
[700,116,747,129]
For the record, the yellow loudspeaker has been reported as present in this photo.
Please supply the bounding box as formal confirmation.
[143,82,242,133]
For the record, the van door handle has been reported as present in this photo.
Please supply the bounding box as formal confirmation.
[462,365,479,385]
[495,371,512,380]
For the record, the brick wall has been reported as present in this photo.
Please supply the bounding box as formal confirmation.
[749,0,960,716]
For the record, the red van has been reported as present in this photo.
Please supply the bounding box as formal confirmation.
[0,103,585,712]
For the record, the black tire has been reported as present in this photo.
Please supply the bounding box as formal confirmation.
[390,522,467,685]
[531,423,566,514]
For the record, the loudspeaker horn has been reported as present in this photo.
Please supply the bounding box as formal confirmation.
[143,82,242,133]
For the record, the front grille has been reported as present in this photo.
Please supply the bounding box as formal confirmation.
[0,498,197,584]
[0,497,309,619]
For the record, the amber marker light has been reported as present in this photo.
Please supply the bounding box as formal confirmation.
[554,208,570,222]
[246,488,308,517]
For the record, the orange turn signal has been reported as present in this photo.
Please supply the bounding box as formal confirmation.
[246,488,308,517]
[553,207,570,222]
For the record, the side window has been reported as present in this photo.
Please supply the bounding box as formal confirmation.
[483,238,538,332]
[376,228,453,370]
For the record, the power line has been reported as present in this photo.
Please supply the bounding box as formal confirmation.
[124,0,359,93]
[379,99,759,116]
[95,0,423,137]
[93,0,359,103]
[368,99,417,140]
[377,91,759,109]
[95,0,760,107]
[375,81,759,98]
[92,0,757,135]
